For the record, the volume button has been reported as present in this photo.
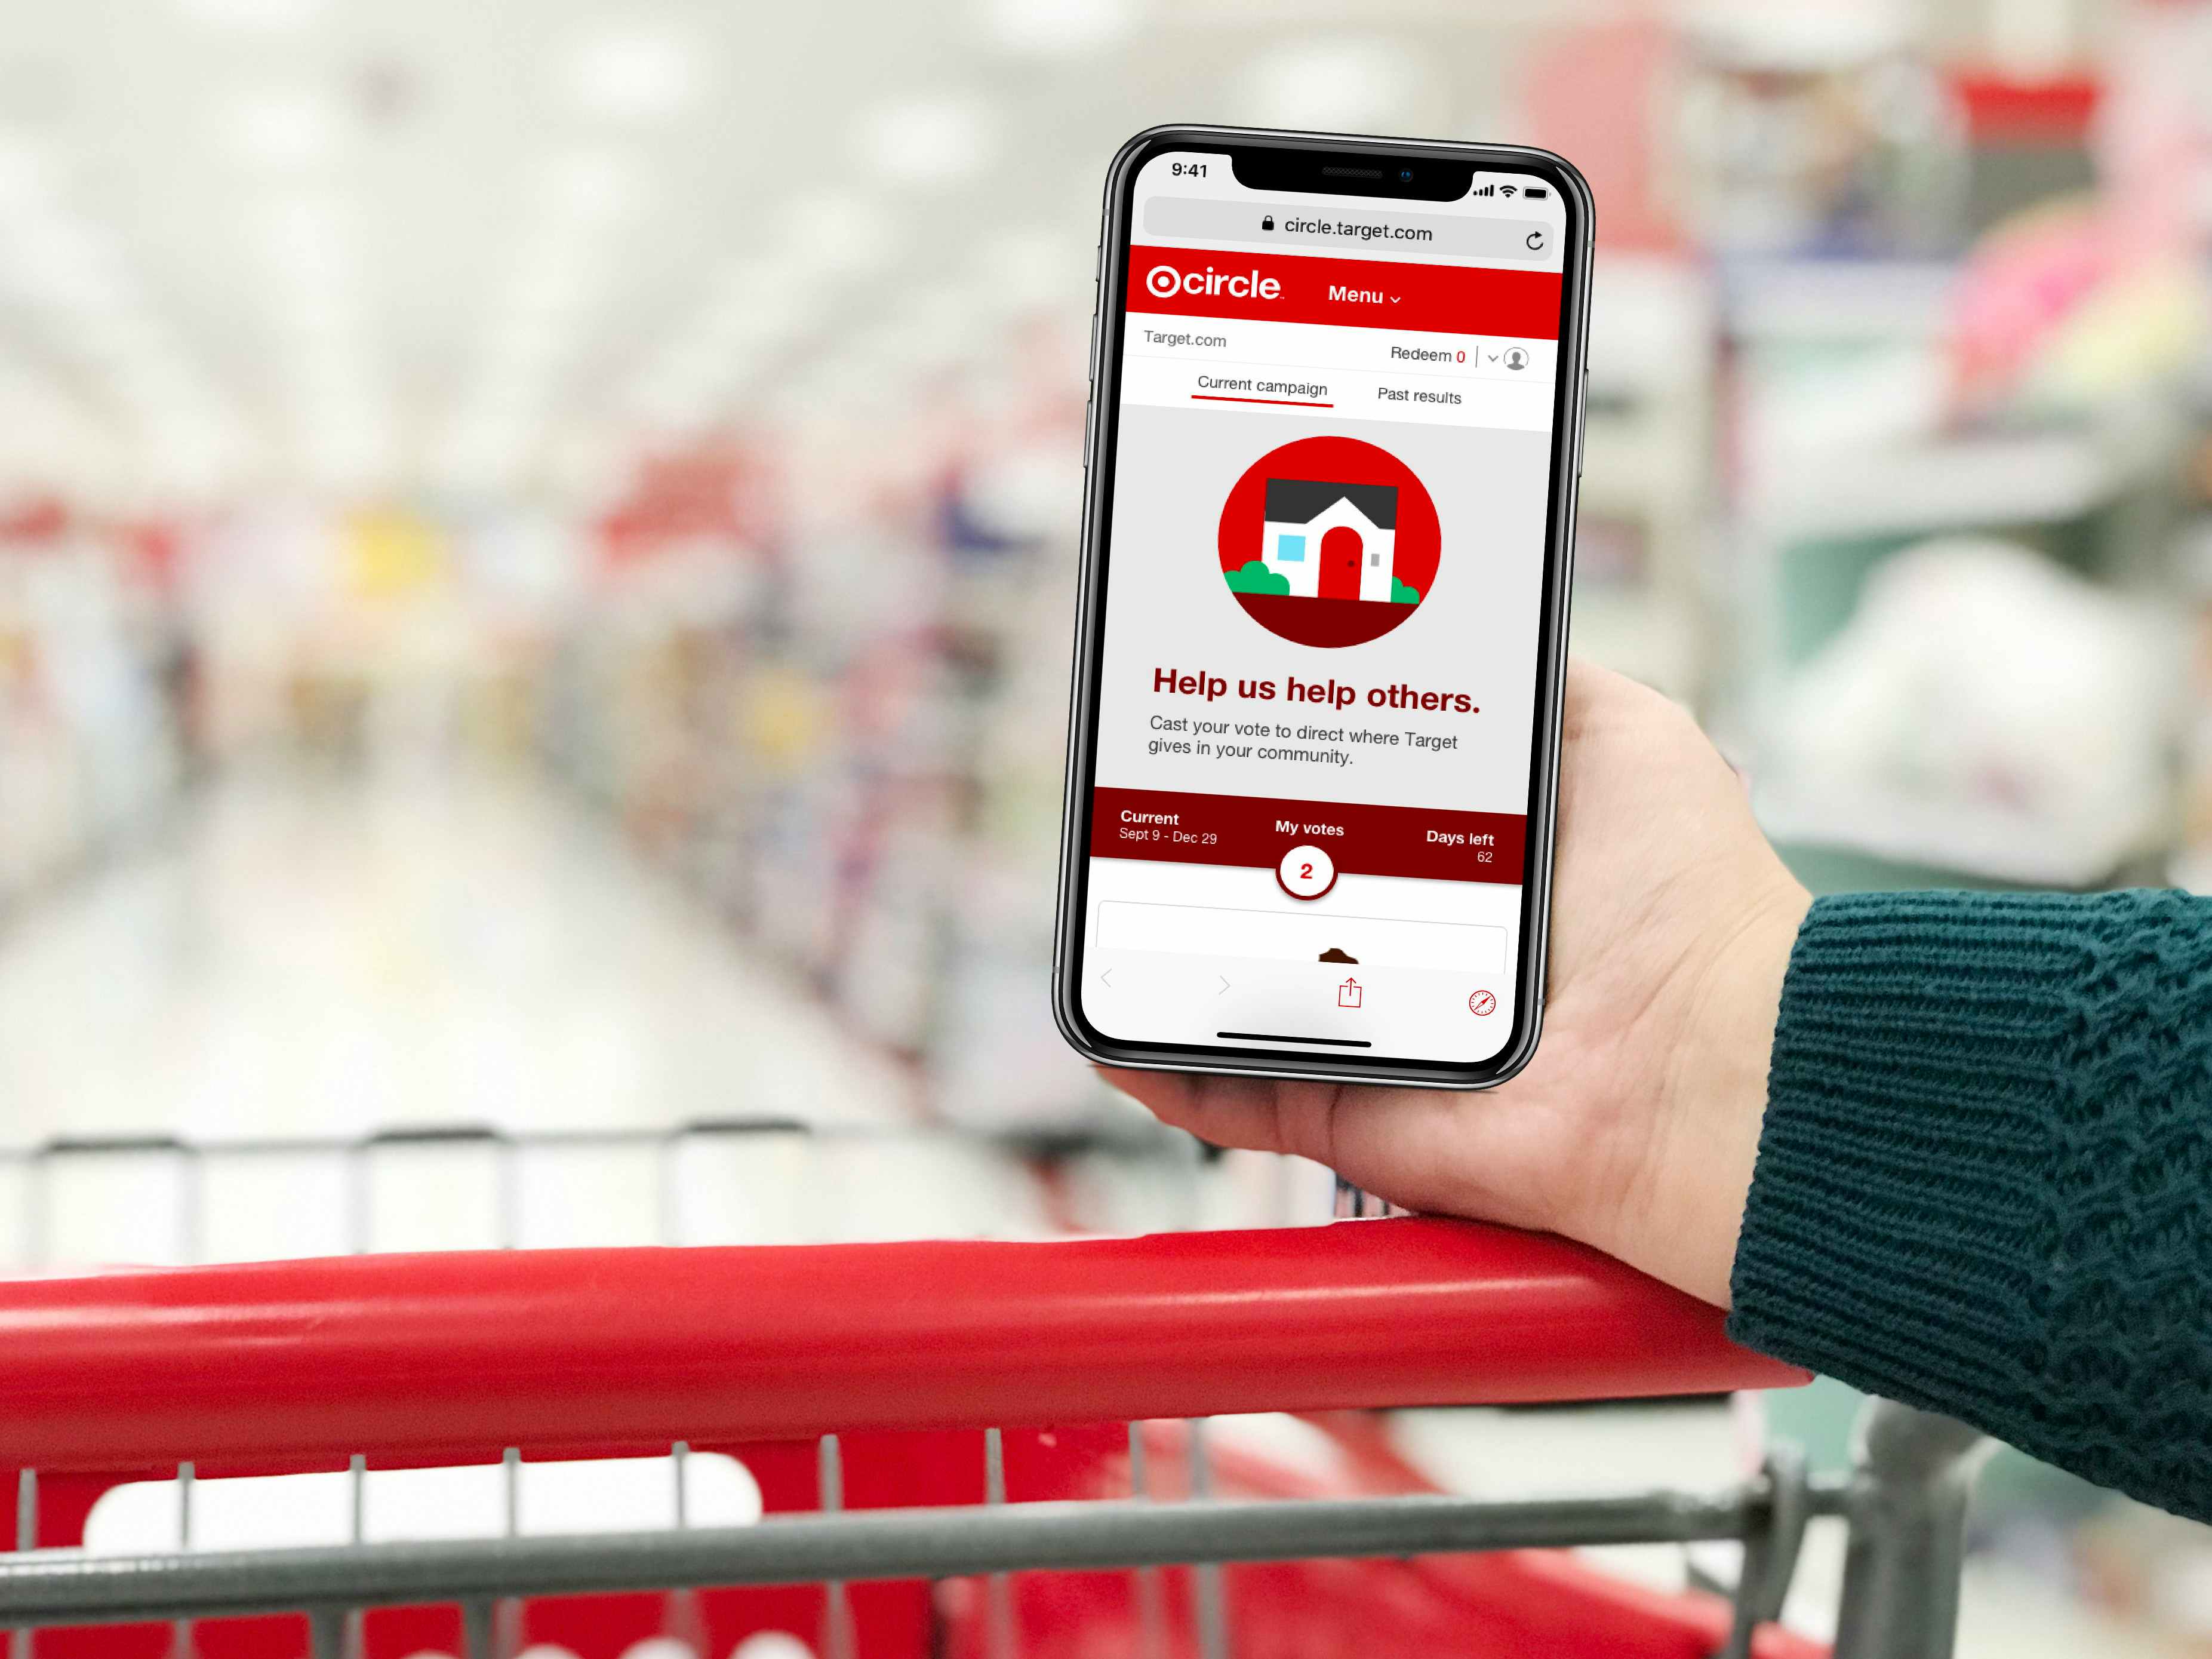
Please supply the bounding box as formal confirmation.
[1575,365,1588,478]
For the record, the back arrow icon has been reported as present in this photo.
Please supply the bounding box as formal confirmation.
[1100,969,1113,987]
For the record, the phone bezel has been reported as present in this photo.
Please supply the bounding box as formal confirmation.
[1051,124,1593,1091]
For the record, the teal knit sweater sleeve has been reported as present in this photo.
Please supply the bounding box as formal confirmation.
[1728,887,2212,1522]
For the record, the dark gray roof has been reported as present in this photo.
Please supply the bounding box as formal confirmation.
[1263,478,1398,529]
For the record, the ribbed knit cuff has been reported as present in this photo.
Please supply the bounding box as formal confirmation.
[1728,888,2212,1522]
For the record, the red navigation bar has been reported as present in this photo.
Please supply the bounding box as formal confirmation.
[1093,787,1527,887]
[1127,245,1562,340]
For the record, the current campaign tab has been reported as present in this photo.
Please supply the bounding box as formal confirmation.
[1126,245,1562,340]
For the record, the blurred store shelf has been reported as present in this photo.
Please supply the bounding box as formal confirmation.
[1759,788,2170,890]
[1745,416,2179,542]
[0,517,185,911]
[1721,259,1961,345]
[1573,256,1718,708]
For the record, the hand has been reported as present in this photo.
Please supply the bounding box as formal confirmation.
[1106,658,1809,1307]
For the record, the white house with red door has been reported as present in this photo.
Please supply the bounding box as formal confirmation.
[1259,478,1398,603]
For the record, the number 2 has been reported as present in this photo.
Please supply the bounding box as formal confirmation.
[1299,862,1313,880]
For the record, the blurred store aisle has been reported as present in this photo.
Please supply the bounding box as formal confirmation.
[0,765,915,1146]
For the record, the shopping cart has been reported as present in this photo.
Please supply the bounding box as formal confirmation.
[0,1125,1986,1659]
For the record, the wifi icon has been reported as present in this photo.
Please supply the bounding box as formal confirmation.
[1499,184,1518,198]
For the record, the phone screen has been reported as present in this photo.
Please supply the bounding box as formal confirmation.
[1064,139,1583,1077]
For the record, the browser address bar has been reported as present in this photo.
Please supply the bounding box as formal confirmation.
[1143,197,1556,262]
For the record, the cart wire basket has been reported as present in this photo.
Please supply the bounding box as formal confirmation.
[0,1123,1987,1659]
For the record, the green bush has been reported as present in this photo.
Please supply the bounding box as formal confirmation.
[1224,560,1291,596]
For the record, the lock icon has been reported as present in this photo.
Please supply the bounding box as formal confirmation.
[1338,977,1362,1009]
[1260,214,1275,231]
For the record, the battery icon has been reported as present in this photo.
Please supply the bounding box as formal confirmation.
[1524,186,1549,199]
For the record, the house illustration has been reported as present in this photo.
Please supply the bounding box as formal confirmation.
[1259,479,1399,603]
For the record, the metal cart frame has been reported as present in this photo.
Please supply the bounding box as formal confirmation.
[0,1126,1986,1659]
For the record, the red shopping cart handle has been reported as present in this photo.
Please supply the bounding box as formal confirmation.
[0,1219,1805,1473]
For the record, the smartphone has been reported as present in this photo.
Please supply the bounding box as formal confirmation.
[1052,125,1592,1090]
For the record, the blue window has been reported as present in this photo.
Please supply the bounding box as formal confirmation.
[1275,534,1306,563]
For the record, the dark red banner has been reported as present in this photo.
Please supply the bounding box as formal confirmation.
[1092,787,1526,887]
[1127,245,1561,340]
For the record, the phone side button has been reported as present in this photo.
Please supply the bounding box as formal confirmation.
[1578,365,1589,477]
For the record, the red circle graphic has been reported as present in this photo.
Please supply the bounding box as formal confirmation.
[1215,435,1441,649]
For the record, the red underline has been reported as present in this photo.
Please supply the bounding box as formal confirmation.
[1191,394,1334,407]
